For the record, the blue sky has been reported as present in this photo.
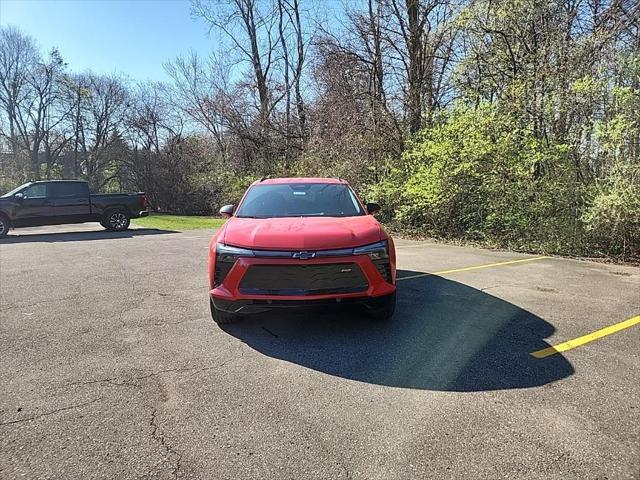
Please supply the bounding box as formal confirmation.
[0,0,215,81]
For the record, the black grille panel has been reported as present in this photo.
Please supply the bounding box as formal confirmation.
[373,259,393,283]
[239,263,368,296]
[214,261,234,286]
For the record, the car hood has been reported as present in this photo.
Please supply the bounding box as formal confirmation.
[221,215,383,250]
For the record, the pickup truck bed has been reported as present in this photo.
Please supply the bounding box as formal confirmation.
[0,180,149,236]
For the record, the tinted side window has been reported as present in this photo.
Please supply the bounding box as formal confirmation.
[50,183,87,198]
[22,184,47,198]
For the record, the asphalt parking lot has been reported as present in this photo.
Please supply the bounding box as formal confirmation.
[1,224,639,479]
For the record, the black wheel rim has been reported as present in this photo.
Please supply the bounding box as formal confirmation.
[109,212,127,229]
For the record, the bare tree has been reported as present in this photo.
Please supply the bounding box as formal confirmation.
[385,0,457,133]
[0,27,38,165]
[193,0,276,125]
[289,0,307,139]
[0,27,69,179]
[61,73,128,188]
[165,52,230,161]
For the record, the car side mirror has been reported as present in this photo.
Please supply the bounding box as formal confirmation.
[219,204,235,218]
[14,192,24,201]
[366,202,381,215]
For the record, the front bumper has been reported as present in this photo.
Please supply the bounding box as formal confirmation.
[210,255,395,314]
[212,295,395,314]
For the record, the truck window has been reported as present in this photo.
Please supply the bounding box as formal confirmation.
[22,184,47,198]
[50,182,87,198]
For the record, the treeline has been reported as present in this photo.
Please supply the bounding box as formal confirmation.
[0,0,638,258]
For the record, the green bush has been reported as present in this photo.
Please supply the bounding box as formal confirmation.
[366,104,587,254]
[582,164,640,257]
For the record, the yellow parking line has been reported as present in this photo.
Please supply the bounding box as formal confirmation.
[396,256,550,281]
[531,315,640,358]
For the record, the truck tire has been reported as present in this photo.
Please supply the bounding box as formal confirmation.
[0,213,10,237]
[367,291,396,321]
[103,209,130,232]
[210,298,237,325]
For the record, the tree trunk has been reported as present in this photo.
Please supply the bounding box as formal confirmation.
[406,0,423,134]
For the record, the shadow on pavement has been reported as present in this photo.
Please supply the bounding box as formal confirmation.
[222,270,574,391]
[0,228,178,244]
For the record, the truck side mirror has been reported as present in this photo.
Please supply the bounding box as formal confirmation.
[366,202,381,215]
[14,192,24,201]
[219,204,235,218]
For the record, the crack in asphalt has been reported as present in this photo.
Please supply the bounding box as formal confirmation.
[0,397,102,427]
[146,317,205,328]
[59,357,241,477]
[149,407,183,479]
[1,291,83,312]
[65,360,237,389]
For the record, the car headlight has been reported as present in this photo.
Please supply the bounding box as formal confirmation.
[352,240,388,260]
[216,243,255,262]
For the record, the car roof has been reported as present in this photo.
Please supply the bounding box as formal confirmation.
[253,177,347,185]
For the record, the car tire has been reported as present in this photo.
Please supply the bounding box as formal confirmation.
[103,209,130,231]
[367,291,396,321]
[0,213,10,238]
[210,298,237,325]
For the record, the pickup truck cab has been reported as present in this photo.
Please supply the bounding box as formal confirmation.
[0,180,149,237]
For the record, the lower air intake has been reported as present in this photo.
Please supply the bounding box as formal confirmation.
[239,263,368,296]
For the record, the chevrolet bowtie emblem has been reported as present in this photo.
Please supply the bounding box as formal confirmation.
[292,251,316,260]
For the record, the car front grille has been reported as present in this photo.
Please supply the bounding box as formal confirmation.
[238,263,368,296]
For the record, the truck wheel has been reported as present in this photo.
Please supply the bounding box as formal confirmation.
[367,291,396,321]
[0,214,10,237]
[103,209,130,231]
[210,298,237,325]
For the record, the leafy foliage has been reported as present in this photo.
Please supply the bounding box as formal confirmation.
[366,103,638,256]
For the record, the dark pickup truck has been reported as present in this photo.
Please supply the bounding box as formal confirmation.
[0,180,149,237]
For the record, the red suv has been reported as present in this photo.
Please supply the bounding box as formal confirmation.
[208,178,396,324]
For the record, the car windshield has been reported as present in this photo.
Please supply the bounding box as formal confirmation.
[1,183,31,198]
[235,183,365,218]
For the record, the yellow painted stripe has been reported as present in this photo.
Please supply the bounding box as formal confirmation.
[396,256,550,281]
[531,315,640,358]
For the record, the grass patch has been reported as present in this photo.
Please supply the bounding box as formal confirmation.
[133,214,226,231]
